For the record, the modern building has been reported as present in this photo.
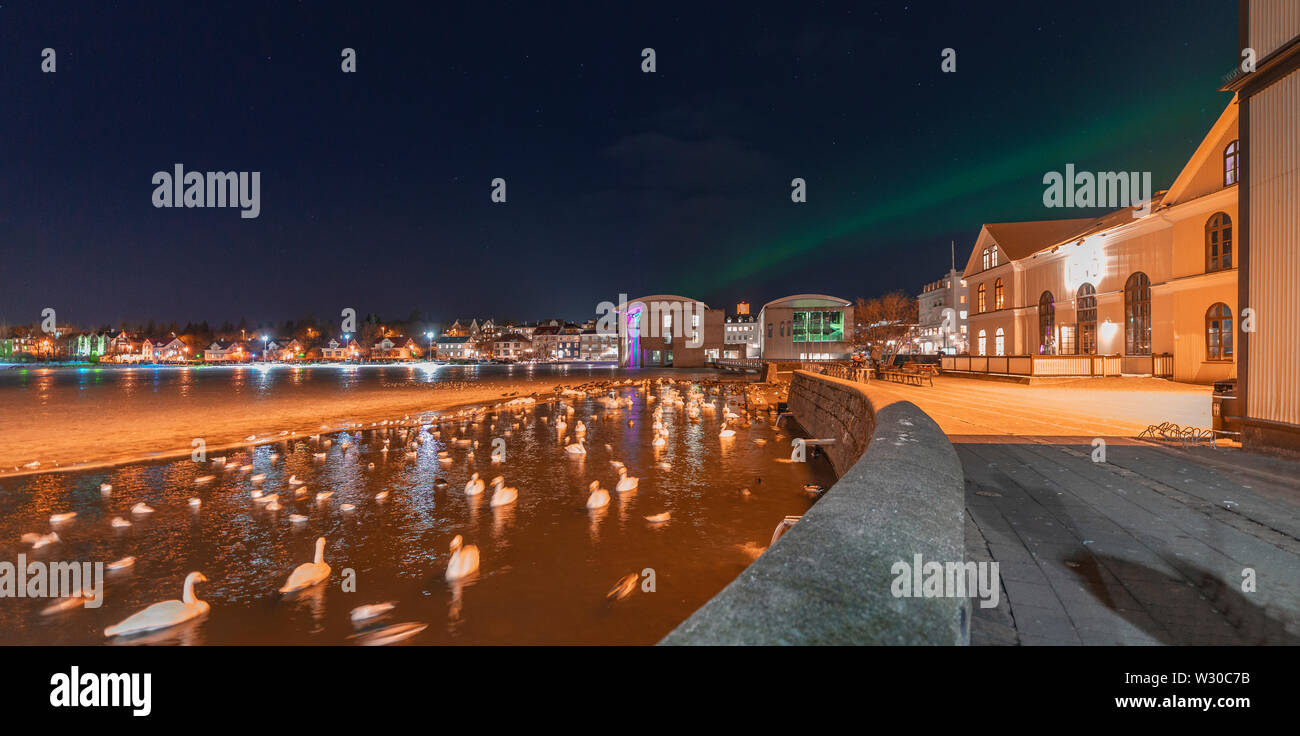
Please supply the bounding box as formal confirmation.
[1225,0,1300,452]
[616,294,719,367]
[916,269,970,354]
[722,313,760,358]
[757,294,854,361]
[962,99,1239,384]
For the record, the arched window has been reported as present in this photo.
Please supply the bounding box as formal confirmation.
[1076,283,1097,355]
[981,248,990,270]
[1224,140,1239,187]
[994,278,1005,310]
[977,329,987,356]
[977,283,986,313]
[990,246,998,267]
[1206,303,1233,360]
[1038,291,1055,354]
[1206,212,1232,272]
[1124,272,1151,355]
[994,328,1005,356]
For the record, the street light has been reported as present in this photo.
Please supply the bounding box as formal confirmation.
[262,334,269,363]
[426,331,434,362]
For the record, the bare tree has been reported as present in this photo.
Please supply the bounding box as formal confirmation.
[854,290,918,361]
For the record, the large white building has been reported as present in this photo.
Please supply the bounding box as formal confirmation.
[757,294,853,361]
[916,268,969,354]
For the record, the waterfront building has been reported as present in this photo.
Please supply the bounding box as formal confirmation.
[492,332,532,361]
[157,336,190,362]
[530,322,562,361]
[579,328,618,361]
[371,335,418,360]
[723,313,760,358]
[1225,0,1300,452]
[66,332,111,360]
[321,337,361,361]
[758,294,854,361]
[616,295,722,367]
[916,269,970,354]
[962,99,1239,384]
[558,325,583,360]
[266,337,306,361]
[436,335,474,360]
[204,341,250,362]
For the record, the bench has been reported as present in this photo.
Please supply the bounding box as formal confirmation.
[880,367,934,386]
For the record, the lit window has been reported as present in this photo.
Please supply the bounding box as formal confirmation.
[977,283,986,313]
[977,330,987,356]
[1124,272,1151,355]
[1038,291,1055,354]
[1206,303,1233,360]
[994,278,1005,310]
[995,328,1005,356]
[1224,140,1239,187]
[1076,283,1097,355]
[981,248,990,270]
[1205,212,1232,272]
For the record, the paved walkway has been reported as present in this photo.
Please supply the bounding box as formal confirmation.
[863,376,1300,645]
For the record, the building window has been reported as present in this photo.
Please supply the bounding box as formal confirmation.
[1038,291,1055,354]
[1076,283,1097,355]
[766,323,772,338]
[990,247,998,267]
[994,328,1005,356]
[1124,271,1151,355]
[1206,212,1232,272]
[792,310,845,343]
[1206,303,1233,360]
[977,330,987,356]
[981,248,990,270]
[994,278,1005,310]
[1224,140,1239,186]
[977,283,986,313]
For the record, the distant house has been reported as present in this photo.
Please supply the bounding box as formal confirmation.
[492,332,531,361]
[372,336,418,360]
[579,328,617,361]
[529,322,562,360]
[204,341,249,362]
[321,337,361,361]
[266,337,306,361]
[157,337,190,362]
[436,335,473,360]
[108,330,144,362]
[66,332,111,360]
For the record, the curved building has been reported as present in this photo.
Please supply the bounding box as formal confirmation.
[758,294,853,361]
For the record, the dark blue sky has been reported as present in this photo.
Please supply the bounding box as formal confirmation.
[0,1,1238,328]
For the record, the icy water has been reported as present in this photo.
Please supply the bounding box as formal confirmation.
[0,375,835,645]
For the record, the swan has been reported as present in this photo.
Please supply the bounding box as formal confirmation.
[107,556,135,570]
[350,602,396,622]
[464,472,485,496]
[645,512,671,523]
[489,476,517,507]
[652,434,666,447]
[585,480,610,509]
[265,496,283,511]
[99,483,112,494]
[340,503,356,512]
[104,572,209,637]
[188,498,201,508]
[374,491,389,502]
[289,513,308,523]
[195,475,215,485]
[110,516,132,528]
[607,573,638,601]
[315,491,333,502]
[49,512,77,524]
[279,537,330,593]
[615,466,639,493]
[445,535,480,580]
[564,438,586,456]
[131,502,154,515]
[719,422,736,439]
[21,532,60,548]
[433,477,449,489]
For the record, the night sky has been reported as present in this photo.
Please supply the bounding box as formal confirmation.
[1,1,1238,328]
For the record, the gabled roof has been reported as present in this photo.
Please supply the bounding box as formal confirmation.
[965,218,1097,276]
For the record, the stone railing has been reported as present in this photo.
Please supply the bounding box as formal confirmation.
[660,370,968,645]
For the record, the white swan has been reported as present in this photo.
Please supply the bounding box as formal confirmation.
[719,421,736,439]
[49,512,77,524]
[585,480,610,509]
[615,466,639,493]
[645,511,671,523]
[564,438,586,456]
[350,602,396,622]
[104,572,209,638]
[21,532,60,548]
[279,537,330,593]
[107,556,135,570]
[445,535,480,580]
[464,472,485,496]
[652,433,666,448]
[110,516,132,528]
[489,476,517,507]
[131,502,154,515]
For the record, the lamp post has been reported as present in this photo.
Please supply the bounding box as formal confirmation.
[426,331,434,362]
[262,334,269,363]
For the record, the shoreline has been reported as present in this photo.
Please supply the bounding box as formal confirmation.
[0,369,762,480]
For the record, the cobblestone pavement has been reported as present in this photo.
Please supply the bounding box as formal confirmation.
[863,376,1300,645]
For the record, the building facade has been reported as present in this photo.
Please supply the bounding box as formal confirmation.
[758,294,854,361]
[1227,0,1300,452]
[916,269,970,354]
[722,313,760,358]
[963,100,1240,385]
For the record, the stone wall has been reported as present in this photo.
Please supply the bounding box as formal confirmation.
[660,370,968,645]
